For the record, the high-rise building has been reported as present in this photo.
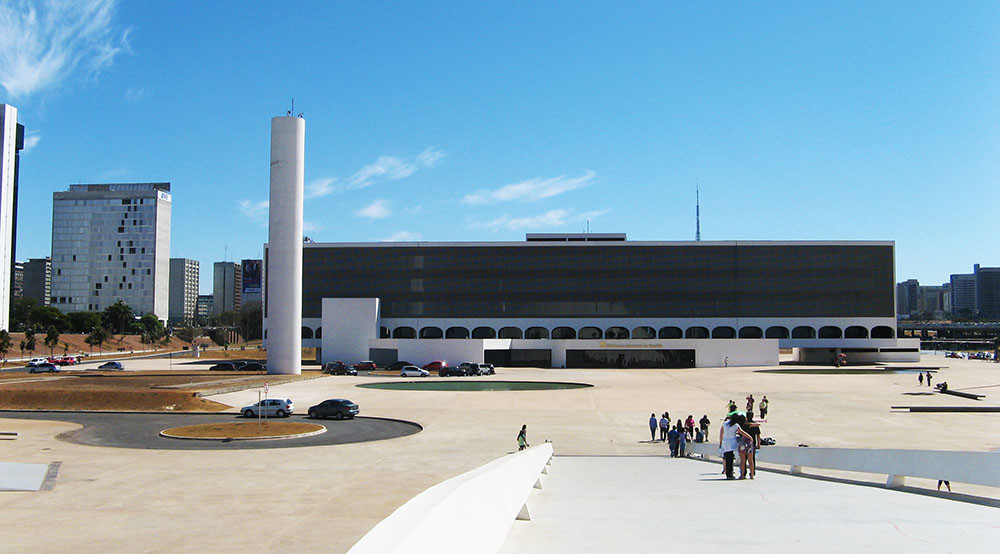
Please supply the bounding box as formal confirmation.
[241,258,263,307]
[168,258,199,325]
[974,264,1000,318]
[196,294,213,323]
[11,261,22,299]
[949,273,976,316]
[896,279,919,316]
[0,104,24,331]
[51,183,171,318]
[212,261,242,315]
[22,257,50,306]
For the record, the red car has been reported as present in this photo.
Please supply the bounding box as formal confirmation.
[422,360,446,372]
[355,361,377,371]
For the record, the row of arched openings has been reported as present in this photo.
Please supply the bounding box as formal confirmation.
[376,325,895,340]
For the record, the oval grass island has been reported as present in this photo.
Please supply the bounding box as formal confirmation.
[160,421,326,441]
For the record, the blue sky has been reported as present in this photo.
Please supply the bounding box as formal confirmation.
[1,1,998,294]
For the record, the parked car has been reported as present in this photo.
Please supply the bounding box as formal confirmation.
[97,361,124,370]
[400,366,430,377]
[323,361,357,375]
[422,360,446,372]
[232,361,249,370]
[438,366,466,377]
[28,362,59,373]
[209,362,238,371]
[27,358,49,367]
[48,356,76,365]
[241,398,294,418]
[355,361,377,371]
[242,362,266,372]
[458,362,486,376]
[479,363,496,375]
[385,361,413,373]
[307,399,359,420]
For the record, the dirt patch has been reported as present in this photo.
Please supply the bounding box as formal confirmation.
[162,421,324,439]
[0,388,228,412]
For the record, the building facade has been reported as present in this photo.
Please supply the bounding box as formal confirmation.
[0,105,24,331]
[896,279,920,316]
[168,258,199,325]
[212,262,242,315]
[22,257,50,306]
[196,294,213,323]
[973,264,1000,318]
[50,183,171,318]
[265,236,917,368]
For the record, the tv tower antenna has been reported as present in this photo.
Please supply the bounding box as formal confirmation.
[695,184,701,241]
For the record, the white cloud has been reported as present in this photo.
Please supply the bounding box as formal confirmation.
[347,148,444,189]
[485,209,570,231]
[306,177,337,199]
[99,167,130,180]
[238,199,269,221]
[125,87,146,102]
[302,221,323,233]
[416,148,444,168]
[357,199,391,220]
[462,171,595,205]
[21,133,40,153]
[0,0,130,97]
[381,231,422,242]
[576,209,611,221]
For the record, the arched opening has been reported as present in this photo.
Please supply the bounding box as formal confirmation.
[525,326,549,339]
[844,325,868,339]
[302,326,313,339]
[712,326,736,339]
[263,329,267,339]
[686,326,709,339]
[498,326,523,339]
[315,327,323,339]
[446,326,469,339]
[419,326,443,339]
[578,326,602,339]
[765,326,789,339]
[552,326,576,339]
[605,326,629,339]
[632,326,656,339]
[393,326,416,339]
[819,326,842,339]
[472,326,496,339]
[738,326,763,339]
[378,326,389,339]
[658,326,683,339]
[792,326,816,339]
[871,325,895,339]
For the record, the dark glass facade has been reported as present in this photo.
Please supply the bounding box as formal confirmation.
[285,242,895,320]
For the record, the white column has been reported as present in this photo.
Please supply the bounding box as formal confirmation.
[266,116,304,375]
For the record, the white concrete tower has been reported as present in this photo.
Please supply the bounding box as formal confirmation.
[266,116,305,375]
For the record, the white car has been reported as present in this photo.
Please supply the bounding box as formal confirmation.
[27,358,49,367]
[241,398,294,418]
[400,366,429,377]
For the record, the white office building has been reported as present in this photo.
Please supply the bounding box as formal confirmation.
[168,258,199,324]
[51,183,171,318]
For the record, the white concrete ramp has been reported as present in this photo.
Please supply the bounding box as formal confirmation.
[0,462,54,491]
[499,456,999,553]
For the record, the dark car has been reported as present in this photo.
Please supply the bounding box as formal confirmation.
[242,362,266,372]
[209,362,238,371]
[323,361,357,375]
[97,361,124,370]
[438,366,466,377]
[385,361,413,373]
[232,361,249,370]
[308,399,359,420]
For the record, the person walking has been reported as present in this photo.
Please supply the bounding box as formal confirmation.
[685,414,695,439]
[677,421,688,457]
[517,425,529,451]
[918,372,924,386]
[649,413,658,441]
[937,480,951,492]
[746,394,755,416]
[926,371,933,388]
[699,414,711,437]
[667,425,679,457]
[759,397,768,419]
[659,413,670,442]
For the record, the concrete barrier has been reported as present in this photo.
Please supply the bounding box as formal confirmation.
[687,441,1000,488]
[347,442,553,554]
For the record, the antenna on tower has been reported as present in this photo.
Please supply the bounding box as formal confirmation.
[291,98,294,116]
[695,184,701,242]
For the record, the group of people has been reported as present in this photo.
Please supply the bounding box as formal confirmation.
[728,394,768,420]
[719,407,762,480]
[648,412,716,457]
[917,371,934,387]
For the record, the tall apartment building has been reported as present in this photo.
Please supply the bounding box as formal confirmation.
[974,264,1000,318]
[22,257,50,305]
[241,258,262,307]
[949,273,976,316]
[168,258,199,325]
[896,279,919,316]
[51,183,171,318]
[212,261,242,315]
[196,294,213,323]
[0,105,24,331]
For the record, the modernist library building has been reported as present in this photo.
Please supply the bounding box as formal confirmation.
[263,234,919,368]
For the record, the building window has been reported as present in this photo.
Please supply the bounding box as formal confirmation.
[632,326,655,339]
[445,326,470,339]
[472,327,497,339]
[712,326,736,339]
[302,327,313,339]
[871,325,894,339]
[738,326,763,339]
[605,327,629,339]
[551,326,576,340]
[685,326,710,339]
[818,326,842,339]
[765,326,789,339]
[578,326,601,339]
[844,326,868,339]
[791,326,815,339]
[498,327,523,339]
[393,327,416,339]
[419,326,443,339]
[525,327,549,339]
[658,326,683,339]
[316,328,323,339]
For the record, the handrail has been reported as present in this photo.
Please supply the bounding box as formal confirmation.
[687,441,1000,488]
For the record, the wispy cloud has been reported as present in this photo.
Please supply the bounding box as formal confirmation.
[416,148,444,168]
[0,0,130,97]
[484,209,571,231]
[347,148,445,189]
[462,171,596,205]
[576,209,611,221]
[303,221,323,233]
[238,199,269,221]
[100,167,131,180]
[125,87,146,102]
[381,231,422,242]
[21,133,40,153]
[306,177,337,199]
[357,199,391,220]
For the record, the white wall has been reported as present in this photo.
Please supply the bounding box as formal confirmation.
[321,298,380,365]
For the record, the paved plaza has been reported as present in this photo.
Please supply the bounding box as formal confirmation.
[0,353,996,551]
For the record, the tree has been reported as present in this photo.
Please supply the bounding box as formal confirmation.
[18,340,25,359]
[102,301,134,334]
[139,314,165,340]
[61,341,70,356]
[175,324,197,343]
[68,312,102,334]
[0,330,11,365]
[85,327,108,356]
[44,326,60,357]
[31,306,70,333]
[24,329,36,356]
[10,298,37,331]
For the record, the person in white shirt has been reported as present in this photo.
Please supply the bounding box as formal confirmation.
[719,413,753,480]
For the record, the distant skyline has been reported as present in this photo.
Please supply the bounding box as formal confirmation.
[1,2,998,294]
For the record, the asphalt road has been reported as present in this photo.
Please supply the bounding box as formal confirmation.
[0,412,421,450]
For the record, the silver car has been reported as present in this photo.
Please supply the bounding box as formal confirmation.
[400,366,429,377]
[241,398,294,418]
